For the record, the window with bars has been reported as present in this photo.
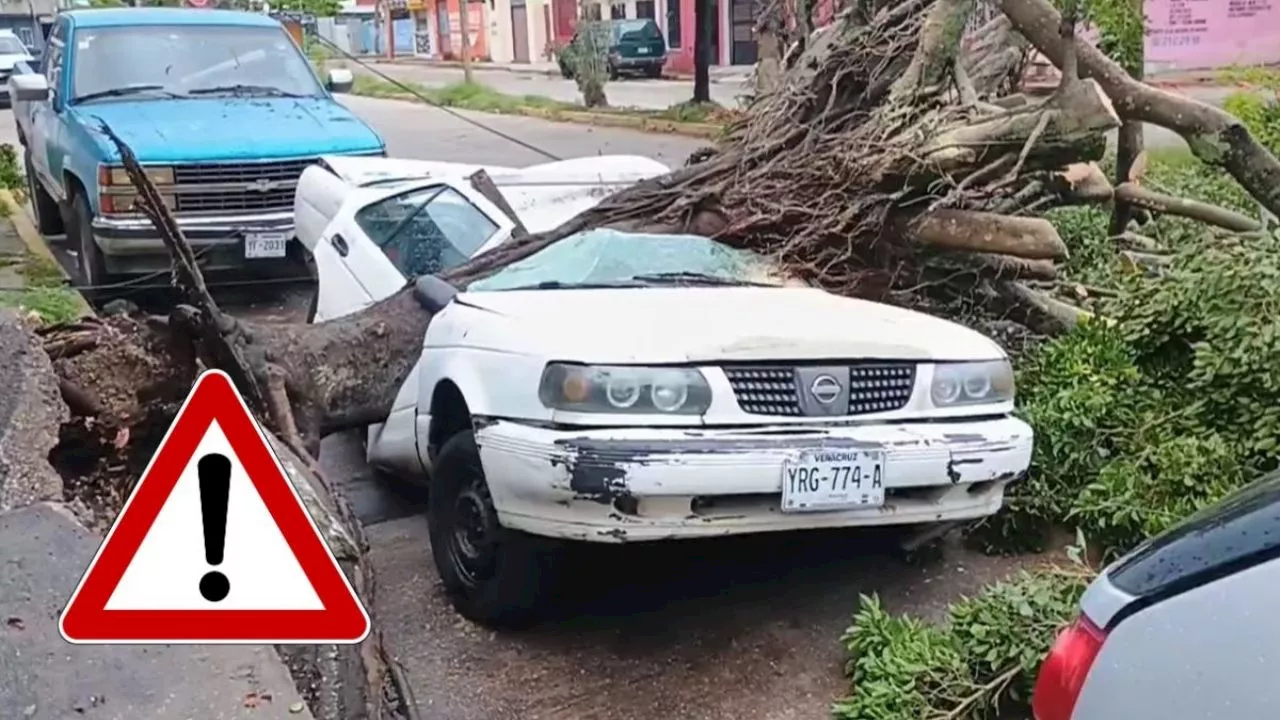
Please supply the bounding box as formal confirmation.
[666,0,681,48]
[610,2,627,19]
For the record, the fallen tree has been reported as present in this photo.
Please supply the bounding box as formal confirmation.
[24,0,1280,715]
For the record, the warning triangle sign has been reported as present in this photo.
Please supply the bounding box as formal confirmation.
[59,369,371,644]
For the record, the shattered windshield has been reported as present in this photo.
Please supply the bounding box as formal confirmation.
[72,25,325,103]
[468,229,787,291]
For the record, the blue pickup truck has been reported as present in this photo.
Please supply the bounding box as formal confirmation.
[9,7,386,294]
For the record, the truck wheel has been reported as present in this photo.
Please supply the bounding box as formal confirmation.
[68,191,108,297]
[24,152,63,236]
[427,430,562,629]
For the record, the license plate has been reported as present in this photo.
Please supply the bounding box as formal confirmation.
[636,47,649,54]
[244,232,289,259]
[781,449,886,512]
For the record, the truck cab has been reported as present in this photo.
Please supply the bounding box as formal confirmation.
[9,8,385,297]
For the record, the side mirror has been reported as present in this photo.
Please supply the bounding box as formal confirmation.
[10,73,49,103]
[326,68,354,94]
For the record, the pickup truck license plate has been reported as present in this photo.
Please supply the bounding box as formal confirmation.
[245,232,289,259]
[781,449,886,512]
[637,47,649,54]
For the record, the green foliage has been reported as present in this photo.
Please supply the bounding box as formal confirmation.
[974,154,1280,559]
[1080,0,1144,75]
[0,144,24,196]
[1223,91,1280,156]
[833,564,1092,719]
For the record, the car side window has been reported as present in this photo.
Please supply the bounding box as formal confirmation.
[354,186,500,278]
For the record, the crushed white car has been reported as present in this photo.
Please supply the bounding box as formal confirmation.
[298,154,1035,628]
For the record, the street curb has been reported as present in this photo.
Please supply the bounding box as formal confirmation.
[0,189,96,318]
[349,89,725,139]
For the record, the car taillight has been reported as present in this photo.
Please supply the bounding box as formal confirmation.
[1031,614,1107,720]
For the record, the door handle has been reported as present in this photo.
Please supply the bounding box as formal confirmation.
[329,233,349,257]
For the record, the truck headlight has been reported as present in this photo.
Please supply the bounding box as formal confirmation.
[930,360,1014,407]
[539,363,712,415]
[102,165,175,187]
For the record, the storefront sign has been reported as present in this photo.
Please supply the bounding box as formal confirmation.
[1146,0,1280,70]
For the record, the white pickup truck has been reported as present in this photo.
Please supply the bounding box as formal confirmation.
[297,154,1035,628]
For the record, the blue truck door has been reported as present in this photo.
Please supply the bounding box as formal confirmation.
[28,18,67,201]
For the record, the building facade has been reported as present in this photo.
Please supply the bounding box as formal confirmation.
[0,0,57,50]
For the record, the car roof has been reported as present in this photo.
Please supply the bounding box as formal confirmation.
[64,7,282,29]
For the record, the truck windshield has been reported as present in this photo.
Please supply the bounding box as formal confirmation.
[72,25,325,103]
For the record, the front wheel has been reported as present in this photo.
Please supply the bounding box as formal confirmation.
[67,190,108,300]
[427,430,563,629]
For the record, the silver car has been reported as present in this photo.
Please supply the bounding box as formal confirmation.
[1032,470,1280,719]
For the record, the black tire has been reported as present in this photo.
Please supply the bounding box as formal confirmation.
[645,64,663,79]
[559,63,573,79]
[24,152,63,236]
[67,190,108,299]
[305,288,318,323]
[427,430,562,629]
[608,63,620,80]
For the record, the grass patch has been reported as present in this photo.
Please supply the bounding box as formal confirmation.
[0,253,84,325]
[349,77,736,127]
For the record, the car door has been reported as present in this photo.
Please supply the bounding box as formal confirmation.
[27,19,65,197]
[315,178,515,321]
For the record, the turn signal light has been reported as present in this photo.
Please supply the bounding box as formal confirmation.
[1031,614,1108,720]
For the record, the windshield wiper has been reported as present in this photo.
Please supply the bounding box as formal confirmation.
[187,84,306,98]
[627,271,774,287]
[74,85,184,102]
[500,280,648,290]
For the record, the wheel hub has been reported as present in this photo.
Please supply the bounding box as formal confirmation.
[448,483,498,586]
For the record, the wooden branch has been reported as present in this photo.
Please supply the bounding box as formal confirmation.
[907,209,1068,259]
[999,0,1280,219]
[1114,182,1264,232]
[469,170,529,238]
[889,0,976,102]
[919,78,1119,173]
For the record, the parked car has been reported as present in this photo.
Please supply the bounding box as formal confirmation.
[1031,470,1280,720]
[0,30,36,106]
[301,156,1036,629]
[558,18,666,80]
[9,7,384,297]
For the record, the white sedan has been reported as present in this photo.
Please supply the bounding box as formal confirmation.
[297,155,1035,628]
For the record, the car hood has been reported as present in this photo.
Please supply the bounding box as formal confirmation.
[0,54,33,71]
[75,97,383,162]
[452,287,1005,363]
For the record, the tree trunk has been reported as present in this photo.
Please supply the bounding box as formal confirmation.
[693,0,714,103]
[754,0,784,95]
[1107,0,1145,236]
[459,0,475,84]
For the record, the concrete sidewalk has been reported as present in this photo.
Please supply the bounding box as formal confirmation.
[372,55,754,83]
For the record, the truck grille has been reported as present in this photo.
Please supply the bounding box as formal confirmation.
[723,362,917,417]
[171,157,319,215]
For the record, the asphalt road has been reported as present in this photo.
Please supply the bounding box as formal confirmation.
[1,94,1033,720]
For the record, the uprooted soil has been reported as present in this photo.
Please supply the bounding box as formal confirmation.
[39,312,198,529]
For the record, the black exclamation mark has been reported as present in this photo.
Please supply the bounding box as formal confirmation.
[198,453,231,603]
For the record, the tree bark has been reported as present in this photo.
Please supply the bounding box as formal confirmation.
[693,0,714,103]
[459,0,475,84]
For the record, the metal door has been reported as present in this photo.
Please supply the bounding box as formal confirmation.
[511,2,531,62]
[730,0,755,65]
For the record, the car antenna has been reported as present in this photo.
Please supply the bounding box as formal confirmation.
[312,35,563,163]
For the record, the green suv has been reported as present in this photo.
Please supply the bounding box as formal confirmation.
[558,18,667,80]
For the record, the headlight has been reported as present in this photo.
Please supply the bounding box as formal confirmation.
[99,192,175,214]
[931,360,1014,407]
[104,165,174,187]
[539,363,712,415]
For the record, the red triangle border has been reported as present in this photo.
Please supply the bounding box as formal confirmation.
[59,369,371,644]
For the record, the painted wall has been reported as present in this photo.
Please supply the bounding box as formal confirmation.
[1145,0,1280,71]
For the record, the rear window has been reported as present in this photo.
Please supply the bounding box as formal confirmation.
[613,20,661,42]
[1108,469,1280,597]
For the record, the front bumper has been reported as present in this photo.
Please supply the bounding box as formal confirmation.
[475,416,1034,543]
[92,210,299,275]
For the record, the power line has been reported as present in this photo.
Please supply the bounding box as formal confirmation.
[311,34,564,162]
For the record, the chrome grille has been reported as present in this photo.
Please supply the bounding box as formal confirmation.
[169,157,317,215]
[172,157,317,185]
[175,188,295,213]
[723,362,917,417]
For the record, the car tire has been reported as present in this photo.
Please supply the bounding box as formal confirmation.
[67,190,109,300]
[305,289,318,323]
[559,63,573,79]
[24,152,63,236]
[608,64,620,80]
[427,430,562,629]
[645,65,663,79]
